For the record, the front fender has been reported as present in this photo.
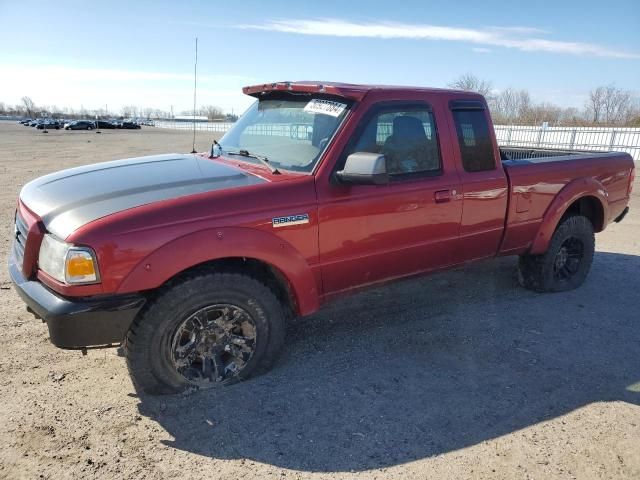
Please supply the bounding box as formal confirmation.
[529,177,608,255]
[116,227,320,316]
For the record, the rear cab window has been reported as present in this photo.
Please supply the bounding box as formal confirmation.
[450,101,496,172]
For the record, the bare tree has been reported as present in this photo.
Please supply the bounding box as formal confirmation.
[491,88,531,124]
[586,87,606,123]
[21,96,36,118]
[200,105,224,120]
[448,73,493,97]
[558,107,583,126]
[603,86,632,124]
[524,102,564,125]
[0,102,5,114]
[586,85,633,125]
[121,105,137,119]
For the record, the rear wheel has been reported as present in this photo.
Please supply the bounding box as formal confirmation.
[124,271,286,394]
[518,215,595,292]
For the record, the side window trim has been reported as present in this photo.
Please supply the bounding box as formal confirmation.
[335,100,443,180]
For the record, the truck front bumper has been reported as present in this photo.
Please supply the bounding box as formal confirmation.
[9,255,146,349]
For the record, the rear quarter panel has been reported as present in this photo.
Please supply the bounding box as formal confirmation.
[500,153,634,255]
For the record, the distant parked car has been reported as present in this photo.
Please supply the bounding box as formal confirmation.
[121,121,141,130]
[95,120,116,129]
[64,120,94,130]
[29,120,39,127]
[140,119,155,126]
[109,119,123,128]
[19,119,33,125]
[36,120,61,130]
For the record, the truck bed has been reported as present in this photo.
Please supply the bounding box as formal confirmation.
[500,146,615,162]
[499,147,634,255]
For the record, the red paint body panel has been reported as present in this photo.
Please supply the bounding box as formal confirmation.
[17,82,635,318]
[501,153,633,255]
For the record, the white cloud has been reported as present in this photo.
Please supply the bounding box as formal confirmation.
[238,18,640,59]
[486,26,550,35]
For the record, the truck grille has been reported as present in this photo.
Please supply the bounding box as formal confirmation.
[13,213,28,268]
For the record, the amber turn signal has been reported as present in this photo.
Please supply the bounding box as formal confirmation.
[65,250,98,283]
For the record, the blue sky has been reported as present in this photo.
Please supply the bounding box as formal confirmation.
[1,0,638,114]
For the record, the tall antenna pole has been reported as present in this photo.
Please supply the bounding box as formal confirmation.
[191,37,198,153]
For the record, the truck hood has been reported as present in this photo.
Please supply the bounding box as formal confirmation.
[19,153,266,239]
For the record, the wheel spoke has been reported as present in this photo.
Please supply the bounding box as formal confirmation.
[553,236,584,281]
[227,334,254,352]
[191,311,207,329]
[211,351,226,382]
[174,335,197,365]
[201,355,213,380]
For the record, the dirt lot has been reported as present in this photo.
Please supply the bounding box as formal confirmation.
[0,121,638,479]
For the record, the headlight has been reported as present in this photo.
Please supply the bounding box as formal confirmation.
[38,234,100,284]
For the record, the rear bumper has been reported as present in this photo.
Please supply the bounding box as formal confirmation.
[9,254,145,349]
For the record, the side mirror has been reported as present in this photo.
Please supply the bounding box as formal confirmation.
[335,152,389,185]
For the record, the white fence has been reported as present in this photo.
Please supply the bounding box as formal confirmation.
[494,125,640,160]
[154,120,640,160]
[154,120,234,132]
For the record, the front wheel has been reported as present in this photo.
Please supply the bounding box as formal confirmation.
[518,215,595,292]
[124,271,286,394]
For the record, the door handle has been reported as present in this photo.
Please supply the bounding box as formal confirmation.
[434,190,451,203]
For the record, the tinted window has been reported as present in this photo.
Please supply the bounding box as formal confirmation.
[349,106,441,177]
[452,109,495,172]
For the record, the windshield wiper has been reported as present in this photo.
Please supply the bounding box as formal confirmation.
[226,149,280,175]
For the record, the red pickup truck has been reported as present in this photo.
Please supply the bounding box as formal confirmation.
[10,82,634,394]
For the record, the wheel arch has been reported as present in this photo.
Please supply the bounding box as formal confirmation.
[160,257,299,319]
[116,227,320,316]
[530,178,608,255]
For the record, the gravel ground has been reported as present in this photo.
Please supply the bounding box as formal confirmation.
[0,121,638,479]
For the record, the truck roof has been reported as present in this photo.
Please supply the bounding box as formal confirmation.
[242,81,482,101]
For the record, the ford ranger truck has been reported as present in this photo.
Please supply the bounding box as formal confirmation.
[9,82,635,394]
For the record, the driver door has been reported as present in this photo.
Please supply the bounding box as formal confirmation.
[316,100,463,296]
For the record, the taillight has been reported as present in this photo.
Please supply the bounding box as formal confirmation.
[630,167,635,196]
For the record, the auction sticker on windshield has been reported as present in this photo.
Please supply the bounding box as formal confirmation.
[303,99,347,117]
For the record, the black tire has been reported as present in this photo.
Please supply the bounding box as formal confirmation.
[518,215,595,293]
[124,271,286,395]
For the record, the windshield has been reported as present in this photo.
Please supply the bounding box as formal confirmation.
[218,94,351,173]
